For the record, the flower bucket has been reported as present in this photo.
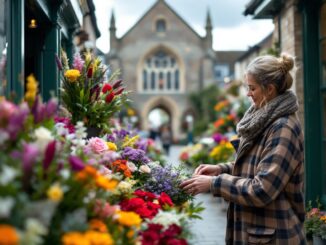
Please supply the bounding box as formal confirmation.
[313,235,326,245]
[86,126,102,138]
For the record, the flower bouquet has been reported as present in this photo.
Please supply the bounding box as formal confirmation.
[305,201,326,242]
[58,51,128,134]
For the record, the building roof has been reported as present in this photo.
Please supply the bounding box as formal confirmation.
[119,0,203,40]
[215,51,246,74]
[87,0,101,38]
[236,32,273,61]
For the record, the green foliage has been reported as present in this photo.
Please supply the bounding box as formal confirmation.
[189,85,221,136]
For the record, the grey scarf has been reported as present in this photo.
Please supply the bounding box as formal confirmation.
[235,90,298,159]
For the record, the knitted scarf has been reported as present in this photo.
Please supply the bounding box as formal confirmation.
[235,90,298,159]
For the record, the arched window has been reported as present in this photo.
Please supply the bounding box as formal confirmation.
[143,70,147,90]
[142,50,180,93]
[156,19,166,33]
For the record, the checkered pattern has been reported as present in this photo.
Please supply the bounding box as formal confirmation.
[211,114,306,244]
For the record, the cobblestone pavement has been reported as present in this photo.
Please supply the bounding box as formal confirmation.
[166,145,227,245]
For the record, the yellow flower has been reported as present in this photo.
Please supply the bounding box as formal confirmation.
[0,224,19,245]
[62,232,89,245]
[107,142,117,151]
[127,108,135,116]
[122,135,139,148]
[25,74,38,103]
[47,184,63,202]
[116,211,142,227]
[321,215,326,222]
[95,175,118,191]
[84,230,114,245]
[64,69,81,82]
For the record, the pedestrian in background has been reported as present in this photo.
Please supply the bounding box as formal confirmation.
[181,53,306,244]
[160,124,172,155]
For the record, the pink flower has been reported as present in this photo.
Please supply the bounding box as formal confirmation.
[0,100,16,126]
[94,200,117,219]
[88,137,108,154]
[72,53,84,72]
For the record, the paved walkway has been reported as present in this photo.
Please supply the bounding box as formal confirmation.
[166,145,227,245]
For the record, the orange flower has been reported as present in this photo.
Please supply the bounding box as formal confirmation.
[214,118,225,128]
[0,225,19,245]
[95,175,118,191]
[89,219,108,233]
[84,230,113,245]
[75,166,98,181]
[111,160,132,178]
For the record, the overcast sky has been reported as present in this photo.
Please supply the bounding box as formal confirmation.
[93,0,274,54]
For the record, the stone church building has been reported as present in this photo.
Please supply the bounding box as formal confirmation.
[106,0,243,140]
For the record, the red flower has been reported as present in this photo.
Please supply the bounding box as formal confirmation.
[112,79,123,89]
[158,192,174,207]
[165,238,188,245]
[134,190,157,202]
[105,92,115,103]
[114,87,124,95]
[102,83,112,93]
[87,66,93,78]
[163,224,182,238]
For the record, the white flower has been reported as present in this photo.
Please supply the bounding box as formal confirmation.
[127,161,137,172]
[0,130,9,145]
[150,210,186,229]
[54,122,69,136]
[139,165,151,174]
[21,218,48,245]
[0,197,15,218]
[0,165,18,185]
[117,181,132,193]
[60,169,70,180]
[34,126,54,151]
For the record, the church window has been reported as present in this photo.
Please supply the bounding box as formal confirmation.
[167,72,171,89]
[159,72,164,90]
[151,72,156,89]
[156,19,166,33]
[142,50,180,93]
[143,70,148,90]
[175,70,179,90]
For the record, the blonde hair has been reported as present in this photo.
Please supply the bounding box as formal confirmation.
[246,53,295,95]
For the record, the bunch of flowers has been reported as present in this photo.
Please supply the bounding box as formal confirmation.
[209,140,235,163]
[143,163,192,205]
[305,204,326,240]
[58,51,128,132]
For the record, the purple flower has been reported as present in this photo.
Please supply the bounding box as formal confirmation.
[113,129,129,140]
[73,53,84,72]
[121,147,150,164]
[135,138,148,151]
[11,143,39,173]
[69,155,85,171]
[212,133,227,144]
[55,54,63,71]
[7,103,29,140]
[31,97,58,124]
[143,164,191,205]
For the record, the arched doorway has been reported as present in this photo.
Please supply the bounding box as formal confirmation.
[148,107,171,140]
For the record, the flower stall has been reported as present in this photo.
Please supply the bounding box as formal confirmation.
[0,53,202,244]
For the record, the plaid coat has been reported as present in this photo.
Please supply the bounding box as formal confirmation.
[211,114,306,245]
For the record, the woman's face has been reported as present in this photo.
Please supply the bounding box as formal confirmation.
[245,74,264,108]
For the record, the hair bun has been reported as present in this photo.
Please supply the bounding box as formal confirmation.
[280,53,294,72]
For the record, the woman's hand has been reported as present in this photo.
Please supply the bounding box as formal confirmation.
[193,164,222,176]
[179,175,213,195]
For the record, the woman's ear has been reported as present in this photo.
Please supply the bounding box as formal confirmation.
[267,84,277,99]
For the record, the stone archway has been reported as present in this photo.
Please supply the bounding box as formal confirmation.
[141,96,182,140]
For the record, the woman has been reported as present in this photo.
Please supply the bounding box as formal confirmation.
[180,54,306,244]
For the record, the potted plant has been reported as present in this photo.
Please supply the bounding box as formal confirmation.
[305,202,326,245]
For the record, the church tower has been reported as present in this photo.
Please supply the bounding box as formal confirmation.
[109,10,118,55]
